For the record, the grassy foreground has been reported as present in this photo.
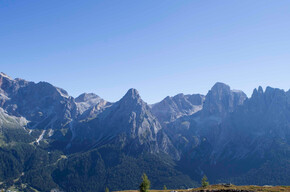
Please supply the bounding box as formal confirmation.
[115,185,290,192]
[190,184,290,191]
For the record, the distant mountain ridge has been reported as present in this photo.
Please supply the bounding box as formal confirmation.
[151,93,205,124]
[0,72,289,192]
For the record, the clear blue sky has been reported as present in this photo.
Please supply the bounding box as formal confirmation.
[1,0,290,103]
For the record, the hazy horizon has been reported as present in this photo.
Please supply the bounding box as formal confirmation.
[1,0,290,103]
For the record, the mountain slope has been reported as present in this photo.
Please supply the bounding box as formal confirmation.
[70,88,179,159]
[0,73,289,191]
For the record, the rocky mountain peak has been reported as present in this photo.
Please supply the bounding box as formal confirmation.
[118,88,143,107]
[250,86,287,107]
[258,86,263,93]
[33,81,69,99]
[75,93,101,103]
[212,82,230,89]
[151,92,205,124]
[252,86,264,97]
[0,72,13,89]
[264,86,284,95]
[75,93,107,116]
[202,82,247,117]
[0,73,32,99]
[123,88,140,100]
[173,93,185,99]
[73,87,164,155]
[210,82,231,94]
[0,72,13,80]
[185,94,205,105]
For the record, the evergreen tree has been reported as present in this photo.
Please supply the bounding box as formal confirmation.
[163,185,167,190]
[201,175,209,187]
[139,173,150,192]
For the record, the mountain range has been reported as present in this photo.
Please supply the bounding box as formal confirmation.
[0,72,289,192]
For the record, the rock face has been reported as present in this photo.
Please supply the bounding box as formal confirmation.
[201,82,247,118]
[75,93,107,114]
[0,73,78,130]
[75,92,110,120]
[100,88,161,142]
[151,93,205,124]
[75,93,104,113]
[224,86,290,157]
[71,88,179,158]
[0,72,30,106]
[160,83,247,155]
[91,88,161,143]
[0,72,289,191]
